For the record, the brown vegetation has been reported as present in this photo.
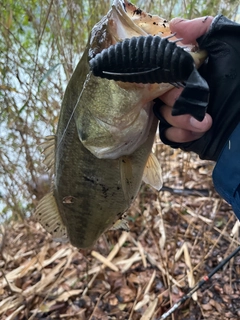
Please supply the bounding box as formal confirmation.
[1,147,240,319]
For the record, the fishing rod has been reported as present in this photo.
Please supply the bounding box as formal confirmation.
[159,245,240,320]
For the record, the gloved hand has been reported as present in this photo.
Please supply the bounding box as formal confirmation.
[157,15,240,161]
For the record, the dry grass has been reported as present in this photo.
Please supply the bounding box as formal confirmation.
[1,143,240,320]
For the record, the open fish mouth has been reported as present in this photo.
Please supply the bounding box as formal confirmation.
[89,0,175,59]
[112,0,173,37]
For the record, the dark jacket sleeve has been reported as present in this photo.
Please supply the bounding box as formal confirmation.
[212,123,240,219]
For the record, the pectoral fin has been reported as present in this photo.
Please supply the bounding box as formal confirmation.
[40,135,55,174]
[110,218,129,232]
[35,192,68,242]
[143,153,163,190]
[120,156,134,204]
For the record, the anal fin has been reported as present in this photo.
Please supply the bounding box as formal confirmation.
[110,218,129,232]
[35,192,68,242]
[142,152,163,190]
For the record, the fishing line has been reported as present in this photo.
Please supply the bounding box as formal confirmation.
[159,245,240,319]
[56,71,92,151]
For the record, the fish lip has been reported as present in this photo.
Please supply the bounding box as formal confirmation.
[110,0,148,40]
[116,0,148,28]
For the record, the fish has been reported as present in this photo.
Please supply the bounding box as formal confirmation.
[35,0,206,249]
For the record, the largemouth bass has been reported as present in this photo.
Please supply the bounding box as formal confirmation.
[36,0,205,249]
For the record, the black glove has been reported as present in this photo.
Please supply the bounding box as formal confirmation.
[157,15,240,161]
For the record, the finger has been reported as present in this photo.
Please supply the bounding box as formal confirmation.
[170,16,214,44]
[160,104,212,133]
[164,127,205,143]
[160,87,183,107]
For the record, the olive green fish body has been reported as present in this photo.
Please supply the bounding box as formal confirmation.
[36,0,205,248]
[51,51,158,247]
[54,117,158,249]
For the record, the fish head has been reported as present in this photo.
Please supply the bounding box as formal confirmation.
[76,0,207,160]
[76,1,175,160]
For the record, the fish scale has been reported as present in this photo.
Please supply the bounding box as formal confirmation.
[54,118,131,248]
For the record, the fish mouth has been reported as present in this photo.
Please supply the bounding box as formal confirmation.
[88,0,144,59]
[89,0,169,59]
[112,0,174,37]
[112,1,206,63]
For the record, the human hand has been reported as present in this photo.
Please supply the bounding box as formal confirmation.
[156,15,240,161]
[159,16,214,143]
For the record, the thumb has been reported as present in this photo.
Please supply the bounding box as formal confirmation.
[169,16,214,44]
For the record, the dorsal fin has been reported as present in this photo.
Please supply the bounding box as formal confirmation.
[110,218,129,232]
[35,191,68,242]
[40,135,55,174]
[142,152,163,190]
